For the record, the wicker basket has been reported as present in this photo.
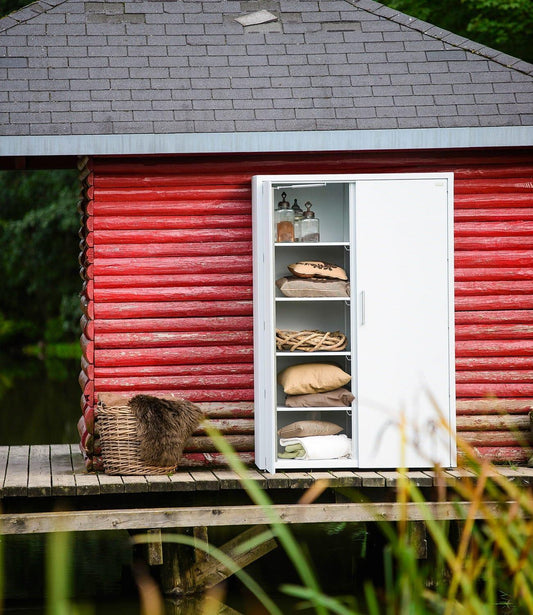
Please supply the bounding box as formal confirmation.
[276,328,348,352]
[97,403,176,475]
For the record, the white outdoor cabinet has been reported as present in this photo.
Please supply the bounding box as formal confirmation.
[252,174,456,473]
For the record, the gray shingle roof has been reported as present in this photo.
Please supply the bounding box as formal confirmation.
[1,0,532,137]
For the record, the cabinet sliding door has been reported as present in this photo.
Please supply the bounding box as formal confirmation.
[354,177,455,468]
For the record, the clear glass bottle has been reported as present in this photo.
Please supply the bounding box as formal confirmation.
[301,201,320,242]
[274,192,295,242]
[292,198,304,242]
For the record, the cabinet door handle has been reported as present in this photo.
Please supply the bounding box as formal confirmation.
[360,290,365,326]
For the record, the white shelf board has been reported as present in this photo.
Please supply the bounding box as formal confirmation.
[276,351,351,357]
[275,297,350,302]
[275,242,350,247]
[275,457,356,470]
[277,406,353,412]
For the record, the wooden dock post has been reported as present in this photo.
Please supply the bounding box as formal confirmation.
[160,525,277,596]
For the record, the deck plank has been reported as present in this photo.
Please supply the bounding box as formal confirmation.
[421,470,447,488]
[50,445,76,496]
[121,474,150,494]
[69,445,101,496]
[3,445,29,497]
[212,469,242,490]
[96,471,125,494]
[243,468,268,487]
[189,470,220,491]
[260,471,290,489]
[0,447,9,495]
[355,471,386,488]
[329,470,362,488]
[168,471,197,491]
[377,471,434,488]
[444,468,477,484]
[282,471,314,489]
[405,471,434,487]
[28,445,51,497]
[495,466,533,486]
[145,474,174,492]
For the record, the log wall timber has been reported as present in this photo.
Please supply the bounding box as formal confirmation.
[78,149,533,467]
[78,157,99,470]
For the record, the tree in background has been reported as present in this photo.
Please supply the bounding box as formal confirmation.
[0,0,28,16]
[0,170,80,347]
[380,0,533,63]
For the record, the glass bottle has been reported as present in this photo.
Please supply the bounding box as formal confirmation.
[301,201,320,242]
[274,192,294,242]
[292,198,304,242]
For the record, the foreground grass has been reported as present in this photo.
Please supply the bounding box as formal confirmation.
[132,426,533,614]
[1,427,532,614]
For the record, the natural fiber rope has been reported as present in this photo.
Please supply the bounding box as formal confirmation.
[96,404,176,475]
[276,329,347,352]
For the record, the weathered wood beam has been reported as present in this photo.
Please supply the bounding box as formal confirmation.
[189,525,277,594]
[0,501,521,535]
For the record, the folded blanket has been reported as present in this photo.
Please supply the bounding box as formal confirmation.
[278,442,306,458]
[279,434,352,460]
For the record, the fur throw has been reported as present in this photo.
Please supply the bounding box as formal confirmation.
[128,395,204,467]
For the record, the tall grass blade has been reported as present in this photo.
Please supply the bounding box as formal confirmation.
[45,531,72,615]
[281,584,361,615]
[363,581,380,615]
[204,422,328,615]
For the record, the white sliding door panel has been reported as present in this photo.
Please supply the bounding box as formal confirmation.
[355,179,454,468]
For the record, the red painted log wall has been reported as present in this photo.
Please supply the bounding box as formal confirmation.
[79,148,533,467]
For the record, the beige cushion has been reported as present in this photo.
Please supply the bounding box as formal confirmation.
[278,363,351,395]
[276,276,350,297]
[287,260,348,280]
[285,387,355,408]
[98,393,131,407]
[278,420,343,438]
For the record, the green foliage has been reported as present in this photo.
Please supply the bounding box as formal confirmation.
[462,0,533,61]
[133,428,533,614]
[0,0,29,17]
[379,0,533,63]
[0,169,80,345]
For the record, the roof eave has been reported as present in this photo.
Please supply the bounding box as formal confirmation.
[1,126,532,158]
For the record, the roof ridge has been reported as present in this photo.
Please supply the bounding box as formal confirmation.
[0,0,70,33]
[343,0,533,77]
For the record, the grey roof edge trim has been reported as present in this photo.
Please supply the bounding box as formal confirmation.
[0,0,69,33]
[345,0,533,76]
[1,126,532,157]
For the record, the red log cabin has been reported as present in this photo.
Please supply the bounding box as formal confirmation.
[1,0,532,471]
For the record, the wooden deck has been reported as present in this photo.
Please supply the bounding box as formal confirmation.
[1,444,532,535]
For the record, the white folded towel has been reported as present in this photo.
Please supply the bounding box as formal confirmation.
[279,434,352,460]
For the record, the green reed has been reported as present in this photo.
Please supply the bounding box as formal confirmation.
[140,422,532,615]
[2,423,532,614]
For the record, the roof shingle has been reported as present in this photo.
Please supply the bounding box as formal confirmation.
[0,0,532,137]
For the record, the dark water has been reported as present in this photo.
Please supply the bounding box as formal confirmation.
[0,355,368,614]
[0,353,80,446]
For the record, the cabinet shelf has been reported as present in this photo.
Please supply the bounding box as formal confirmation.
[277,406,353,412]
[275,458,355,470]
[276,351,351,357]
[275,241,350,248]
[275,297,350,302]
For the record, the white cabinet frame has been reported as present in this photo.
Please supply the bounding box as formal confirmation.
[253,173,456,473]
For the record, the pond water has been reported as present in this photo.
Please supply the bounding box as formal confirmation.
[0,354,370,614]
